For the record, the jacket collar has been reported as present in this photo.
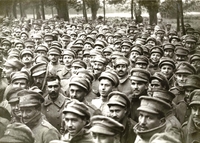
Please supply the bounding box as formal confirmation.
[44,93,66,108]
[119,75,129,84]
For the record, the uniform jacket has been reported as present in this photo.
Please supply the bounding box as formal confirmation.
[170,83,185,105]
[48,62,64,76]
[31,115,60,143]
[116,75,133,96]
[148,61,160,75]
[165,110,181,130]
[61,129,94,143]
[42,93,68,131]
[91,97,110,116]
[182,115,200,143]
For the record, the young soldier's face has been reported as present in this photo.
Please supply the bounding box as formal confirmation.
[191,104,200,122]
[160,65,174,79]
[131,80,148,96]
[91,132,115,143]
[99,79,113,98]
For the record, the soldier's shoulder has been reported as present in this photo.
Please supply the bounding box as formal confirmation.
[40,119,58,130]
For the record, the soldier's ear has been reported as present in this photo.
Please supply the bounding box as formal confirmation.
[160,117,165,124]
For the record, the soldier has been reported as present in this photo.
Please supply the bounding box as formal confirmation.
[107,91,137,143]
[91,70,119,115]
[1,39,12,59]
[61,100,94,143]
[90,115,124,143]
[35,44,49,57]
[176,75,200,124]
[0,106,11,138]
[14,41,25,51]
[184,35,197,55]
[174,46,189,65]
[18,89,60,143]
[190,52,200,75]
[20,48,34,72]
[129,68,151,122]
[182,89,200,143]
[48,46,63,76]
[129,46,143,68]
[121,40,132,58]
[133,96,172,143]
[10,71,30,89]
[41,75,68,131]
[0,123,35,143]
[71,59,87,76]
[163,43,175,59]
[114,57,132,95]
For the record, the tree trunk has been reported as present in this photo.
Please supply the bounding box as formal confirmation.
[41,0,45,20]
[176,0,180,32]
[56,0,69,21]
[19,0,23,18]
[12,0,17,18]
[36,4,41,19]
[148,6,157,25]
[103,0,105,24]
[131,0,133,20]
[83,0,88,23]
[179,0,185,35]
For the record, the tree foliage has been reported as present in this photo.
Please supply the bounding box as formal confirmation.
[159,0,177,18]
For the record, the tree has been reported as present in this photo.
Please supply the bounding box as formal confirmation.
[86,0,100,21]
[139,0,160,25]
[159,0,177,18]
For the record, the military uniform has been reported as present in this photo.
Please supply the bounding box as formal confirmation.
[42,93,68,131]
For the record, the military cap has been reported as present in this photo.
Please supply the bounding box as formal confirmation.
[1,38,11,46]
[93,55,107,64]
[190,54,200,63]
[146,37,157,44]
[84,41,95,48]
[114,56,130,67]
[135,38,146,45]
[186,27,195,33]
[63,49,76,58]
[138,96,171,115]
[96,33,105,39]
[51,41,62,48]
[74,39,84,45]
[29,86,43,95]
[62,34,70,41]
[24,39,35,47]
[150,72,169,90]
[0,123,34,143]
[163,43,175,51]
[107,91,130,108]
[130,68,151,83]
[3,59,24,70]
[48,46,62,55]
[71,45,83,52]
[6,87,23,103]
[30,63,47,76]
[71,59,87,69]
[86,35,95,42]
[90,115,124,135]
[169,36,180,43]
[158,57,175,69]
[131,46,143,55]
[33,33,42,39]
[20,48,34,58]
[83,50,90,56]
[0,106,11,121]
[94,40,107,48]
[168,30,177,36]
[150,46,164,56]
[121,40,132,47]
[43,25,50,29]
[111,51,124,59]
[69,76,90,92]
[35,44,48,52]
[90,49,103,56]
[102,25,109,30]
[135,55,149,65]
[189,89,200,106]
[7,49,20,59]
[183,75,200,89]
[21,31,29,37]
[14,40,25,48]
[151,89,175,104]
[175,46,189,56]
[102,46,113,54]
[10,71,29,83]
[34,55,50,64]
[98,70,119,87]
[44,33,54,41]
[78,32,86,38]
[63,99,90,120]
[176,61,196,74]
[185,35,197,43]
[18,89,44,107]
[77,69,94,83]
[156,29,165,34]
[114,39,122,45]
[142,45,150,56]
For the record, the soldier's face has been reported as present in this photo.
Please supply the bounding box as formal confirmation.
[150,79,163,90]
[69,85,87,102]
[135,63,147,69]
[115,64,128,77]
[99,79,113,98]
[129,51,140,62]
[109,105,127,122]
[164,49,174,58]
[3,66,15,78]
[47,79,60,100]
[2,44,11,53]
[93,62,105,75]
[191,105,200,122]
[191,60,200,72]
[21,33,28,41]
[63,55,74,66]
[12,79,28,89]
[121,46,131,57]
[15,44,24,51]
[131,80,148,96]
[49,54,59,63]
[64,112,86,137]
[175,55,187,62]
[21,106,40,125]
[175,73,189,87]
[36,51,47,56]
[10,102,21,118]
[91,132,115,143]
[138,111,163,131]
[160,65,174,79]
[22,54,33,64]
[150,53,161,63]
[185,41,196,52]
[33,73,45,89]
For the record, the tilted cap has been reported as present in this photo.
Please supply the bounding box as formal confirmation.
[69,76,90,92]
[189,89,200,106]
[90,115,124,135]
[30,63,47,77]
[158,57,175,69]
[138,96,171,115]
[48,46,62,55]
[0,106,11,121]
[18,89,44,107]
[98,70,119,87]
[130,68,151,83]
[150,72,169,90]
[176,61,196,74]
[6,87,23,103]
[151,89,175,104]
[3,59,24,70]
[63,99,90,120]
[114,57,130,67]
[183,75,200,89]
[0,123,35,143]
[71,59,87,69]
[108,91,130,108]
[10,71,29,83]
